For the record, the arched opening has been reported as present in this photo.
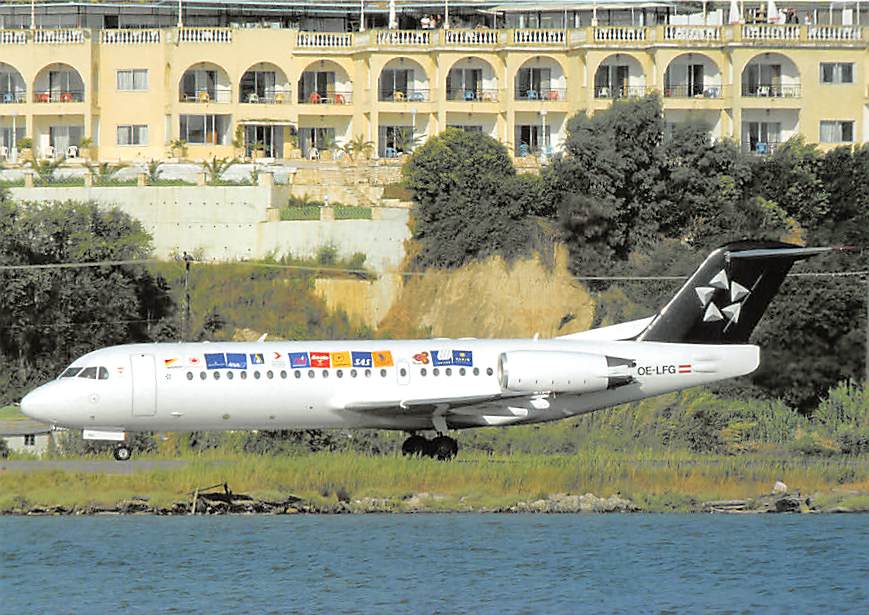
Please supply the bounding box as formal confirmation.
[446,57,498,102]
[298,60,352,104]
[33,63,84,103]
[664,53,723,98]
[0,63,26,104]
[239,62,290,104]
[593,54,645,99]
[179,62,231,103]
[741,53,801,98]
[514,56,567,101]
[378,58,429,102]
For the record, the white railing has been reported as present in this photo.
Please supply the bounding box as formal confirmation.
[34,29,85,44]
[100,29,161,44]
[377,30,430,46]
[178,28,232,43]
[512,29,565,45]
[296,31,353,48]
[664,25,721,41]
[807,25,862,40]
[0,30,28,45]
[594,26,647,41]
[444,29,499,46]
[741,24,801,40]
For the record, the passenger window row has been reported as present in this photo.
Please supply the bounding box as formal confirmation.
[184,366,494,381]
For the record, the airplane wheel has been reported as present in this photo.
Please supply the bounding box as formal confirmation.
[401,435,428,457]
[430,436,458,461]
[113,445,132,462]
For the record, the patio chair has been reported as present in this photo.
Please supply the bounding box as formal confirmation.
[463,90,475,101]
[66,145,79,158]
[247,92,259,103]
[392,90,406,102]
[43,145,55,159]
[198,90,211,103]
[0,146,7,160]
[526,89,539,100]
[2,92,13,104]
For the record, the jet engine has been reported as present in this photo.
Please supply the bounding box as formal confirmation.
[498,351,635,395]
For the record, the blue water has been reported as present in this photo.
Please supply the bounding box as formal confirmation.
[1,514,868,614]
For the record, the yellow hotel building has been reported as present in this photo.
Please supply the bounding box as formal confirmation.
[0,0,866,162]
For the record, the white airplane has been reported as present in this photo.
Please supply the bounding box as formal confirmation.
[21,241,831,461]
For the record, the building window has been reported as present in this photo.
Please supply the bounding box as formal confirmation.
[117,69,148,91]
[24,434,35,446]
[179,114,231,145]
[117,124,148,145]
[820,121,854,143]
[820,63,853,84]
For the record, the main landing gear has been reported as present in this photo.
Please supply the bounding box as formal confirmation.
[112,444,132,462]
[401,433,459,460]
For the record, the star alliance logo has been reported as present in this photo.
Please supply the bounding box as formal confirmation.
[695,269,754,330]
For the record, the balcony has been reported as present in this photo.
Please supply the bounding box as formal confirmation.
[663,84,724,98]
[34,90,84,103]
[376,30,431,47]
[741,24,801,41]
[664,25,721,41]
[179,89,232,103]
[298,89,353,104]
[742,83,801,98]
[444,29,500,46]
[447,88,499,102]
[100,29,161,44]
[512,29,566,46]
[594,26,647,42]
[33,29,85,44]
[594,85,647,99]
[240,89,291,104]
[1,90,26,104]
[808,25,863,41]
[0,30,28,45]
[177,28,232,44]
[296,31,353,48]
[514,87,567,102]
[744,141,781,156]
[378,88,429,102]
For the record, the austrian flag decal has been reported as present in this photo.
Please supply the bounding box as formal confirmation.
[678,364,692,374]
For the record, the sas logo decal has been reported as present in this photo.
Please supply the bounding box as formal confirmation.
[310,352,331,368]
[412,352,430,365]
[373,351,394,368]
[351,352,372,368]
[331,352,351,368]
[288,352,309,368]
[250,353,265,365]
[431,350,453,367]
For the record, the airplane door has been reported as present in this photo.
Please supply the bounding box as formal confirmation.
[397,360,410,385]
[130,354,157,416]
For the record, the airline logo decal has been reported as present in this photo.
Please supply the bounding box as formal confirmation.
[431,350,453,367]
[452,350,473,366]
[331,352,351,368]
[188,356,202,367]
[163,358,181,368]
[310,352,331,368]
[412,352,429,365]
[351,352,372,368]
[695,269,752,331]
[205,353,227,369]
[373,351,394,368]
[226,353,247,369]
[250,353,265,365]
[289,352,309,368]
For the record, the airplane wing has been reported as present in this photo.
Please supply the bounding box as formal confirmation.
[342,394,503,417]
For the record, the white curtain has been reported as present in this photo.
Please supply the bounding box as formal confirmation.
[729,0,741,23]
[766,0,779,23]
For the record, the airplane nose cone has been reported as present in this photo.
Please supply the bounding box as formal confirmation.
[20,386,55,423]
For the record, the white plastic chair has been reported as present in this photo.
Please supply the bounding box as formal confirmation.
[0,146,7,160]
[66,145,79,158]
[43,145,55,159]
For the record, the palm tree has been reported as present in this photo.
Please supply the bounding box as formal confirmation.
[341,134,374,161]
[201,156,236,185]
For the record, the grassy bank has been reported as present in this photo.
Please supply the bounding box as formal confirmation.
[3,450,869,513]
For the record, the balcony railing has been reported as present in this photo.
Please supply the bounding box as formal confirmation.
[594,85,647,99]
[178,28,232,43]
[742,83,801,97]
[664,25,721,41]
[744,141,781,156]
[377,30,431,46]
[808,25,862,40]
[446,88,499,102]
[664,84,723,98]
[1,90,27,104]
[514,87,567,101]
[34,90,84,103]
[741,24,801,40]
[240,89,291,104]
[444,29,500,46]
[378,88,429,102]
[296,31,353,48]
[594,26,647,42]
[512,29,565,45]
[0,30,28,45]
[179,89,232,103]
[34,29,85,44]
[100,29,161,44]
[298,90,353,104]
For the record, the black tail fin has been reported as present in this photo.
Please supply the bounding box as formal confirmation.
[638,241,831,344]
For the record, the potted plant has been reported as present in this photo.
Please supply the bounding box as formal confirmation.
[16,136,32,162]
[341,134,374,162]
[285,133,302,160]
[251,140,266,161]
[232,125,246,159]
[319,133,337,161]
[78,136,94,160]
[168,138,187,161]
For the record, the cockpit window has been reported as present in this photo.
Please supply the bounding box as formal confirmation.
[60,367,83,378]
[98,367,109,380]
[78,367,98,379]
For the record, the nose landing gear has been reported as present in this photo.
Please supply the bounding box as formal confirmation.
[401,433,459,460]
[112,444,132,462]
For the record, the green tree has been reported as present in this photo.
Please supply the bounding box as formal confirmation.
[0,195,173,404]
